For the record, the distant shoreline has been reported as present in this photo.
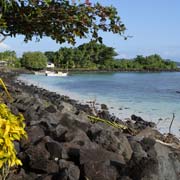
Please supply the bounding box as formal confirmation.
[1,67,180,74]
[66,68,180,73]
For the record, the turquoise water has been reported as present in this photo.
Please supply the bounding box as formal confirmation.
[18,72,180,136]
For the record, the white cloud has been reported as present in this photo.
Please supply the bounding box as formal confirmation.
[0,42,10,50]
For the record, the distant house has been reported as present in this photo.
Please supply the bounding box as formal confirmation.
[0,61,8,67]
[47,62,55,68]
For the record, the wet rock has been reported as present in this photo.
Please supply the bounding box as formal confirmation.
[97,110,111,120]
[75,103,93,114]
[101,103,108,110]
[131,114,156,129]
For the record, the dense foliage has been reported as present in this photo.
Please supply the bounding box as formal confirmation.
[21,51,47,70]
[0,43,177,71]
[52,42,118,69]
[115,55,177,71]
[0,51,20,67]
[0,0,126,44]
[43,42,177,70]
[0,103,27,179]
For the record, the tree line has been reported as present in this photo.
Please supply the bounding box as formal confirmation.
[44,42,177,70]
[0,42,177,71]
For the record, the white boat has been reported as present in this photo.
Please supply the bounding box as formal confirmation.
[34,71,45,75]
[45,71,68,77]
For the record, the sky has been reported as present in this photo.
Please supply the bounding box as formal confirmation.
[0,0,180,61]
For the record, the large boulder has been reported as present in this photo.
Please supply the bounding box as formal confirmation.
[60,129,99,160]
[87,127,133,161]
[83,161,117,180]
[26,125,45,145]
[80,148,125,180]
[25,141,59,173]
[59,159,80,180]
[59,113,91,132]
[46,140,63,160]
[127,137,180,180]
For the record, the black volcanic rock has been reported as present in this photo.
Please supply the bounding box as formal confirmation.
[0,71,179,180]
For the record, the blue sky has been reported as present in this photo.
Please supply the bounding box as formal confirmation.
[0,0,180,60]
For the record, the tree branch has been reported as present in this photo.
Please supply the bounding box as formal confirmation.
[169,113,175,134]
[0,35,7,43]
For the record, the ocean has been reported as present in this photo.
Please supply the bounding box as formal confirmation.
[18,72,180,136]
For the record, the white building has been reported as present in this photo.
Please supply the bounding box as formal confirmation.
[47,62,55,68]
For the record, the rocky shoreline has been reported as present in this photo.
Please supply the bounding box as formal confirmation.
[0,71,180,180]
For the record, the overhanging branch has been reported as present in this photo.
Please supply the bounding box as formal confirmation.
[0,35,7,43]
[0,32,11,43]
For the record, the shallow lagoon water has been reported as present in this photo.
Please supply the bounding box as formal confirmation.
[18,72,180,136]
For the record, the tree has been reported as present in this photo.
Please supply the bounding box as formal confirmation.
[134,55,146,64]
[0,50,17,66]
[73,48,84,68]
[77,42,117,68]
[44,51,55,63]
[21,52,47,70]
[0,0,126,44]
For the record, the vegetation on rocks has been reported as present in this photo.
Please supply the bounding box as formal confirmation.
[0,104,27,165]
[0,78,27,180]
[0,104,27,179]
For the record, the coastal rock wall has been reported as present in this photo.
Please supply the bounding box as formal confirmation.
[0,72,180,180]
